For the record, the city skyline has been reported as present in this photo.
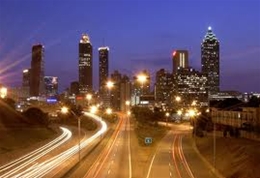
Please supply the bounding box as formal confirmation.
[0,0,259,92]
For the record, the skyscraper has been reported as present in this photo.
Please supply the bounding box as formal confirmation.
[30,44,45,97]
[155,68,174,105]
[175,67,208,107]
[172,50,189,74]
[22,69,30,98]
[79,34,93,94]
[99,46,109,92]
[22,69,30,88]
[201,26,220,95]
[44,76,58,96]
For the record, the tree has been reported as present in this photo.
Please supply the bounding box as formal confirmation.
[23,107,49,126]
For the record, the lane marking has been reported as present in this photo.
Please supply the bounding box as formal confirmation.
[146,153,156,178]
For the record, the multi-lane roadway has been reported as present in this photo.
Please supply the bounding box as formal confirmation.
[0,112,107,178]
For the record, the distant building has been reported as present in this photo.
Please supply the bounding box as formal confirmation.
[132,70,151,105]
[70,81,79,95]
[172,50,189,74]
[110,70,122,111]
[154,68,174,107]
[120,75,131,111]
[79,34,93,94]
[201,27,220,95]
[99,46,109,92]
[44,76,58,96]
[30,44,45,97]
[175,67,208,107]
[22,69,30,98]
[210,91,242,101]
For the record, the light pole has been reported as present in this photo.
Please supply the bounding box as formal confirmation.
[86,94,92,106]
[137,74,147,105]
[106,81,114,108]
[165,112,170,126]
[61,106,81,162]
[188,109,196,136]
[207,108,216,170]
[0,87,7,98]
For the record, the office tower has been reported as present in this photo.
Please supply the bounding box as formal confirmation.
[172,50,189,74]
[155,68,174,106]
[22,69,30,87]
[30,44,45,97]
[175,67,208,107]
[44,76,58,96]
[79,34,93,94]
[70,81,79,95]
[201,26,220,95]
[99,46,109,92]
[110,70,122,111]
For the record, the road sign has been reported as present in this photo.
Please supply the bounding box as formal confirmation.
[145,137,152,144]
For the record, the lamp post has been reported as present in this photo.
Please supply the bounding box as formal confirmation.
[0,87,7,98]
[61,106,81,162]
[137,74,147,105]
[165,112,170,126]
[188,109,196,136]
[125,100,130,113]
[106,81,114,108]
[86,94,92,106]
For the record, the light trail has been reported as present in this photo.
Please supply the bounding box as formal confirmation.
[171,134,195,178]
[3,112,108,178]
[0,127,72,177]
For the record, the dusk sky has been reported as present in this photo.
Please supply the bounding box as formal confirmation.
[0,0,259,92]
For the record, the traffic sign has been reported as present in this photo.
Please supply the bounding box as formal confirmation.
[145,137,152,144]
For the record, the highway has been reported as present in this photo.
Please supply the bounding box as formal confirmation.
[0,112,107,178]
[84,113,131,178]
[147,123,217,178]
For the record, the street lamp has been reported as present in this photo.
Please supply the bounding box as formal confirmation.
[86,94,92,106]
[61,106,81,162]
[106,81,114,107]
[188,109,196,136]
[137,74,147,96]
[165,112,170,126]
[175,96,181,102]
[0,87,7,98]
[90,105,98,114]
[106,108,112,115]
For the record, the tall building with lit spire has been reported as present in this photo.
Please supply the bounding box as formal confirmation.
[201,26,220,95]
[79,34,93,94]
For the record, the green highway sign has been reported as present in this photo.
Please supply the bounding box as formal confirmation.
[145,137,152,144]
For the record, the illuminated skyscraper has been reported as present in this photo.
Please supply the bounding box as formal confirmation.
[99,46,109,92]
[22,69,30,98]
[201,27,220,95]
[175,67,208,107]
[44,76,58,96]
[155,68,174,105]
[79,34,93,94]
[172,50,189,74]
[22,69,30,88]
[30,44,45,97]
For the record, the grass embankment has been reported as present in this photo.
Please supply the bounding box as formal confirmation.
[0,103,58,157]
[131,119,168,177]
[0,128,56,154]
[196,135,260,178]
